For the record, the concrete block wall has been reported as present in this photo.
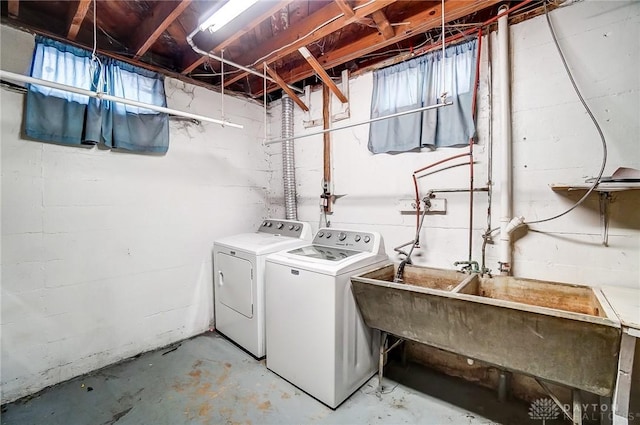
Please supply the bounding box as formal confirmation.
[0,26,270,403]
[267,0,640,288]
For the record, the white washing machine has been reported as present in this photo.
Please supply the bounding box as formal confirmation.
[214,219,311,358]
[265,228,388,408]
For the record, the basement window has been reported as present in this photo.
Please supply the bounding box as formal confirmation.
[368,39,478,154]
[25,36,169,154]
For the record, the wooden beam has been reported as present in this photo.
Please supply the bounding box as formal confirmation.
[223,0,397,88]
[181,0,294,75]
[132,0,192,60]
[265,65,308,111]
[256,0,501,96]
[333,0,355,18]
[7,0,19,18]
[322,83,333,213]
[371,10,395,40]
[298,47,348,103]
[165,18,203,71]
[66,0,91,40]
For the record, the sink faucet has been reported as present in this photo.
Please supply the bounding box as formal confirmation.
[454,260,480,274]
[394,257,413,283]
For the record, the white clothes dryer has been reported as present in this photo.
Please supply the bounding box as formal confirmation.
[214,219,311,358]
[265,228,388,408]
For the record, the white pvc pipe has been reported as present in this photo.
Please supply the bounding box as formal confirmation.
[186,29,303,94]
[497,5,513,275]
[264,101,452,145]
[0,69,243,129]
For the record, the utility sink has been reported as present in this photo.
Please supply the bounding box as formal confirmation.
[456,275,609,317]
[351,264,621,396]
[355,263,475,292]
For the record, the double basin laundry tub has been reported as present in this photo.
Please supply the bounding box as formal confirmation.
[350,264,621,397]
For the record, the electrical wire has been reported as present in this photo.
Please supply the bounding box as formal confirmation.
[525,2,608,225]
[439,0,447,102]
[91,0,97,59]
[248,15,342,68]
[89,0,105,92]
[248,0,376,69]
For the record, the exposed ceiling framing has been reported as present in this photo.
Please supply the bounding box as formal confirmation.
[0,0,547,102]
[67,0,91,41]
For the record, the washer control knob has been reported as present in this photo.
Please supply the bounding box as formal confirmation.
[277,223,284,229]
[294,225,300,231]
[338,232,347,241]
[318,231,324,238]
[266,222,272,227]
[325,232,332,239]
[262,221,268,227]
[354,235,361,242]
[363,235,371,243]
[288,225,294,230]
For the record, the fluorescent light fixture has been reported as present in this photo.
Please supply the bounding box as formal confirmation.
[199,0,260,33]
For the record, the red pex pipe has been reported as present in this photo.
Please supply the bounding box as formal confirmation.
[412,152,471,233]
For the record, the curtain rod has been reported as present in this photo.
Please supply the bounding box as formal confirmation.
[0,70,243,129]
[264,101,452,145]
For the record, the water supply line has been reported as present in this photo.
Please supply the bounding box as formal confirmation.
[281,95,298,220]
[497,4,513,275]
[394,201,431,283]
[468,28,483,263]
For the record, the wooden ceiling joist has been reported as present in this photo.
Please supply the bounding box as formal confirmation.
[66,0,91,40]
[333,0,355,18]
[131,0,192,60]
[371,10,395,40]
[298,47,348,103]
[164,17,203,70]
[265,65,309,111]
[256,0,501,97]
[7,0,19,18]
[223,0,397,88]
[181,0,294,75]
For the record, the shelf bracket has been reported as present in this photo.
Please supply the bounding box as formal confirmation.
[599,191,612,247]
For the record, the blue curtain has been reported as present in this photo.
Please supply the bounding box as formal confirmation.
[25,36,169,154]
[368,39,478,154]
[25,37,96,145]
[102,58,169,153]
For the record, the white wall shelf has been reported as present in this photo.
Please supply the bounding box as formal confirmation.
[550,182,640,192]
[550,183,640,246]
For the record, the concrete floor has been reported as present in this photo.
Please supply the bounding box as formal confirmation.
[2,332,543,425]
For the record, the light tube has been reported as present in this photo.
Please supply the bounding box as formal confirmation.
[199,0,260,33]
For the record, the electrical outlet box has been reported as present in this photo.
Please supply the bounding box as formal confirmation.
[398,199,419,213]
[428,198,447,213]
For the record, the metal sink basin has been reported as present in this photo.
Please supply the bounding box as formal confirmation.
[456,275,609,317]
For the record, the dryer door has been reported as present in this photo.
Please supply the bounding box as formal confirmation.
[216,252,253,318]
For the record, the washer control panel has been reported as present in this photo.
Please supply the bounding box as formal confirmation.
[258,219,309,239]
[313,228,378,252]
